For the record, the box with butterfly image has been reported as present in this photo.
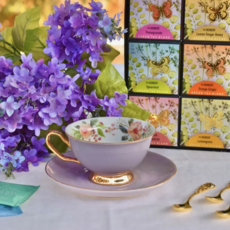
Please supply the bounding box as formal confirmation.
[128,0,182,40]
[127,41,181,95]
[184,0,230,41]
[180,97,230,150]
[182,44,230,97]
[129,95,179,147]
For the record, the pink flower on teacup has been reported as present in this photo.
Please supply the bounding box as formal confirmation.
[128,121,143,140]
[80,124,92,139]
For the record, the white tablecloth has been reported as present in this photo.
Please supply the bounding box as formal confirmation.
[1,148,230,230]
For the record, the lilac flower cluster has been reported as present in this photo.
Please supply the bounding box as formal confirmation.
[0,54,127,133]
[0,54,127,175]
[0,0,128,177]
[0,128,49,177]
[44,0,127,78]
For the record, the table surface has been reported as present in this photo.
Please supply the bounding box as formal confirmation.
[1,148,230,230]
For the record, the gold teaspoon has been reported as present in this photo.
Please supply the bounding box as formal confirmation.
[206,183,230,203]
[216,206,230,218]
[173,182,216,212]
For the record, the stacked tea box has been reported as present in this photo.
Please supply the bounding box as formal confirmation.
[125,0,230,151]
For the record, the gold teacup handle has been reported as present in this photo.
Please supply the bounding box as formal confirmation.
[46,131,81,164]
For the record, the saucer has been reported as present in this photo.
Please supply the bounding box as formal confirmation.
[45,151,177,198]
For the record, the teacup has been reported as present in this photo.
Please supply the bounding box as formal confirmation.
[46,117,155,185]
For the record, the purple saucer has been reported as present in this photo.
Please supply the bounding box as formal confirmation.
[45,151,177,198]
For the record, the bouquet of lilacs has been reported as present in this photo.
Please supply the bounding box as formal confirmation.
[0,1,149,178]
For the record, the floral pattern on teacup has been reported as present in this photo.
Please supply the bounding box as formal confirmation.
[117,118,153,141]
[127,121,143,140]
[72,118,153,142]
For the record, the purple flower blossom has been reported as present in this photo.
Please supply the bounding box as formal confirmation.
[99,14,112,34]
[13,151,26,166]
[0,150,25,172]
[114,92,127,107]
[0,56,13,75]
[13,66,34,83]
[23,149,39,166]
[48,58,66,78]
[31,136,47,153]
[84,91,101,107]
[0,96,20,117]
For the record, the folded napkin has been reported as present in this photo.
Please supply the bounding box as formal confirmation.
[0,204,22,217]
[0,181,39,207]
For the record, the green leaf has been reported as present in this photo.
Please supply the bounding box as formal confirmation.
[121,100,150,121]
[75,125,80,129]
[128,118,134,126]
[1,27,14,45]
[119,125,128,134]
[0,40,21,64]
[97,128,105,137]
[0,27,21,64]
[95,124,107,129]
[73,130,81,139]
[87,61,149,121]
[39,122,68,154]
[24,27,50,63]
[65,68,78,77]
[90,119,98,127]
[97,45,120,71]
[12,7,41,51]
[122,136,129,141]
[87,61,128,98]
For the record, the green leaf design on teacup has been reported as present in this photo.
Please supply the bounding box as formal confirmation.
[97,129,105,137]
[119,125,128,134]
[122,136,129,141]
[90,119,98,127]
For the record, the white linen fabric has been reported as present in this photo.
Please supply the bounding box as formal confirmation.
[1,148,230,230]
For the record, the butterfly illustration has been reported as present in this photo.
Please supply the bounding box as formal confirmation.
[148,0,173,21]
[202,57,226,78]
[147,56,170,76]
[199,111,223,131]
[205,1,229,22]
[148,110,170,128]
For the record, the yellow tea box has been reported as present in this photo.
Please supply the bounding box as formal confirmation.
[180,98,230,149]
[130,96,179,146]
[129,0,181,40]
[183,44,230,97]
[128,42,180,94]
[184,0,230,41]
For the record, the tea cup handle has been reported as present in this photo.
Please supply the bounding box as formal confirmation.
[46,131,81,165]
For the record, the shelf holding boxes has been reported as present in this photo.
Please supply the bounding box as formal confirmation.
[125,0,230,151]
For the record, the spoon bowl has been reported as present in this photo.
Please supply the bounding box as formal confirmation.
[205,194,223,203]
[216,206,230,218]
[206,182,230,203]
[173,202,192,212]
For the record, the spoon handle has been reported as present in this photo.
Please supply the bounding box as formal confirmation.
[220,183,230,195]
[187,182,216,202]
